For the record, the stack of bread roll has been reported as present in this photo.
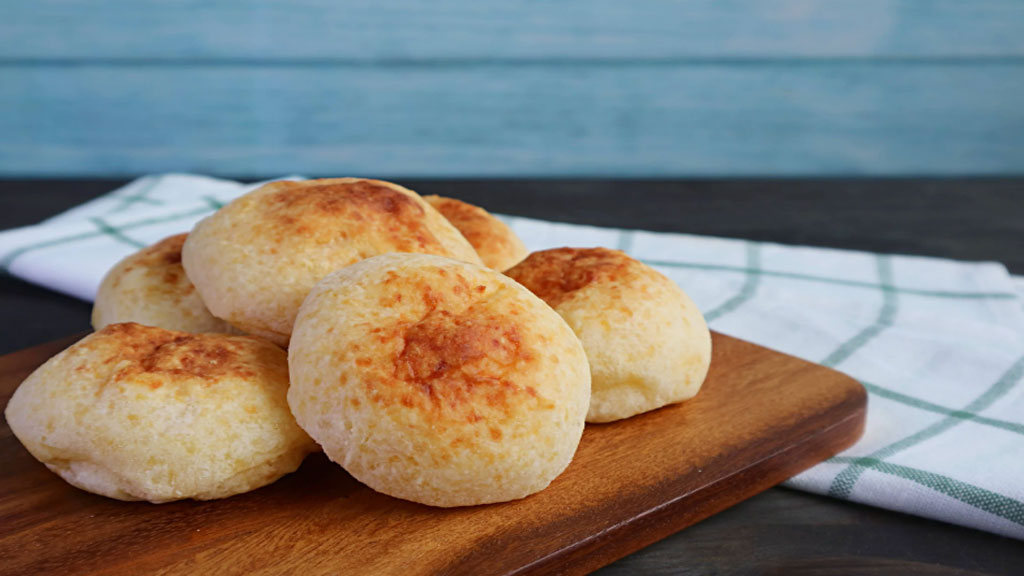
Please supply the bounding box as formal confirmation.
[5,178,711,507]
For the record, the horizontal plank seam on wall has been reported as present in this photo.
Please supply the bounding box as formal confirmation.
[5,1,1024,60]
[3,62,1022,176]
[4,56,1024,68]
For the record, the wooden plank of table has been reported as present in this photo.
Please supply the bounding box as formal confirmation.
[2,179,1023,574]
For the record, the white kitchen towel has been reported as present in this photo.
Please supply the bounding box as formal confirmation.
[2,174,1023,540]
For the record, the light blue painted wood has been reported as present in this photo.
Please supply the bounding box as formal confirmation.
[2,63,1022,176]
[2,1,1023,60]
[2,1,1022,176]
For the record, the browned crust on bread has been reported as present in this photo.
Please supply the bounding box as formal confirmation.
[393,310,532,424]
[504,247,639,308]
[120,233,187,269]
[348,265,550,432]
[112,233,193,296]
[262,180,443,255]
[287,253,590,505]
[423,195,527,270]
[422,195,495,248]
[81,323,281,389]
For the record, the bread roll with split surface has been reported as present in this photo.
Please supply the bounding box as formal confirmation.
[4,323,317,503]
[92,233,238,334]
[505,247,711,423]
[182,178,482,346]
[287,253,590,507]
[423,195,528,271]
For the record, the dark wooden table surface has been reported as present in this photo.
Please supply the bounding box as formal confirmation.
[2,179,1023,575]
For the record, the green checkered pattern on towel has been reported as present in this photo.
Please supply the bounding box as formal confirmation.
[1,174,1023,540]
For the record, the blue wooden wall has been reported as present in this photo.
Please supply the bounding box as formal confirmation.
[2,1,1023,177]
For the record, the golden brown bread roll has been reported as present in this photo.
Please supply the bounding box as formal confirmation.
[422,195,528,271]
[505,247,711,423]
[91,233,237,334]
[4,323,316,502]
[287,253,591,507]
[182,178,483,346]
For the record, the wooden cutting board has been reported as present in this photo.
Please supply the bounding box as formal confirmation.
[0,332,865,575]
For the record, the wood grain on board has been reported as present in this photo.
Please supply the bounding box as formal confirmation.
[0,331,865,575]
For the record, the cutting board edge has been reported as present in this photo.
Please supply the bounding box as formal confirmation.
[0,332,869,576]
[514,378,867,576]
